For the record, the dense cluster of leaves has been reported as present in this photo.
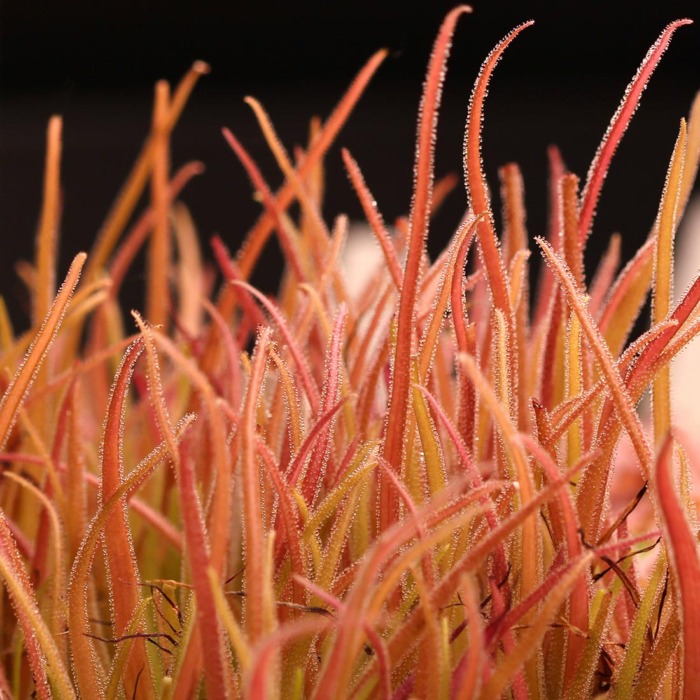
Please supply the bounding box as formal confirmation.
[0,6,699,698]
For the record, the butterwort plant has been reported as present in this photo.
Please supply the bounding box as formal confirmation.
[0,6,699,699]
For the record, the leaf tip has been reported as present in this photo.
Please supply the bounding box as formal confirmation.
[192,60,211,75]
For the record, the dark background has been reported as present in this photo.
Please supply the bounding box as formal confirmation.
[2,1,700,328]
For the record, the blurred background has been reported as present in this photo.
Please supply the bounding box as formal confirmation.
[2,1,700,329]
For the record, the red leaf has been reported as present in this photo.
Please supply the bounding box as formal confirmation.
[655,434,700,698]
[578,20,692,243]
